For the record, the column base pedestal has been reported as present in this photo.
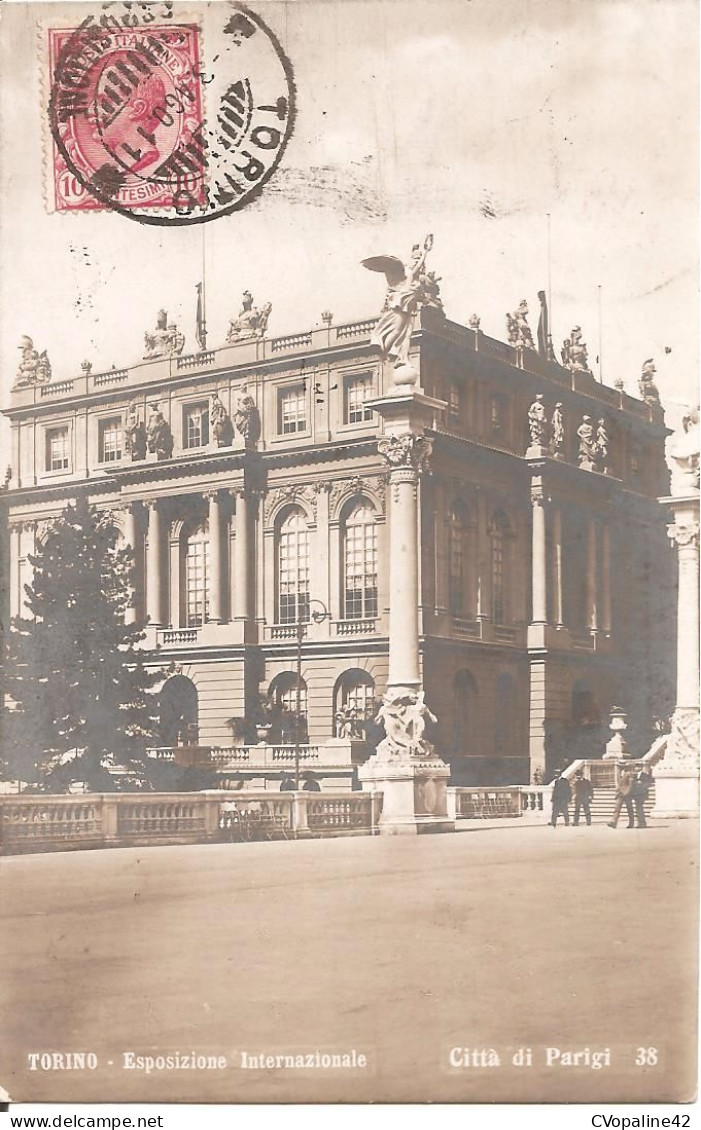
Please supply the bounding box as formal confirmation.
[359,756,454,835]
[651,708,700,819]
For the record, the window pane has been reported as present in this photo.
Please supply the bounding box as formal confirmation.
[278,510,310,623]
[184,403,209,449]
[47,429,69,471]
[186,529,209,627]
[99,418,122,463]
[280,387,306,435]
[345,376,373,424]
[343,678,375,718]
[343,504,378,619]
[449,508,465,616]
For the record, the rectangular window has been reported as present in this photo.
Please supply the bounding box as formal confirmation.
[186,538,209,627]
[279,520,310,624]
[98,417,122,463]
[345,375,374,424]
[279,386,307,435]
[491,394,507,434]
[344,514,378,620]
[449,382,461,422]
[46,427,69,471]
[183,402,209,449]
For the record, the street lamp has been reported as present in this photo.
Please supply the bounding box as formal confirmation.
[294,597,330,789]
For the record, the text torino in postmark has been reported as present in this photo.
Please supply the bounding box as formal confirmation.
[47,1,296,225]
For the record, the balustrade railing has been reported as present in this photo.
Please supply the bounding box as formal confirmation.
[159,628,199,646]
[271,331,313,353]
[176,351,215,370]
[335,319,376,340]
[306,794,375,832]
[0,800,102,846]
[332,619,377,636]
[117,801,206,837]
[93,369,129,387]
[452,787,521,819]
[40,380,74,397]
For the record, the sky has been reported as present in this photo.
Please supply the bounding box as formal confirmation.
[0,0,698,453]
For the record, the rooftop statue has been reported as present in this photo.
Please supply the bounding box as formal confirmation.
[669,406,700,493]
[124,404,147,461]
[14,336,52,389]
[638,358,661,406]
[506,300,535,350]
[234,383,261,448]
[146,403,174,460]
[468,314,481,331]
[561,326,590,373]
[527,394,548,448]
[362,233,434,381]
[595,418,609,474]
[226,292,272,343]
[419,269,443,310]
[143,309,185,360]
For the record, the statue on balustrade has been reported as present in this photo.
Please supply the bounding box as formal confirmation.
[334,705,363,740]
[669,405,700,492]
[506,300,535,350]
[143,309,185,359]
[527,394,548,448]
[468,314,481,331]
[550,402,565,457]
[234,383,261,448]
[210,394,234,447]
[146,403,174,460]
[595,418,609,473]
[226,291,272,343]
[374,687,438,760]
[638,358,661,406]
[561,326,590,373]
[577,415,597,471]
[124,404,147,461]
[13,336,52,389]
[362,233,434,372]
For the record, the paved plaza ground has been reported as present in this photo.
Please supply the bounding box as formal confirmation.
[1,819,698,1104]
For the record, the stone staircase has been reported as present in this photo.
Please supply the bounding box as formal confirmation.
[585,783,656,823]
[560,743,666,823]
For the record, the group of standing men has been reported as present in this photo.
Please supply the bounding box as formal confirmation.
[550,765,654,828]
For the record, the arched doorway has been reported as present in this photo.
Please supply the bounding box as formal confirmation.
[160,675,199,747]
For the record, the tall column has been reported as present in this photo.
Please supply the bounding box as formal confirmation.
[387,458,422,688]
[530,486,547,625]
[586,517,599,631]
[123,504,138,625]
[234,488,250,621]
[553,507,564,627]
[670,522,700,710]
[145,499,164,627]
[206,490,224,623]
[601,522,612,633]
[358,390,453,834]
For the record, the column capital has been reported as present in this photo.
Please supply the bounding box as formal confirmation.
[144,497,160,510]
[378,433,433,474]
[668,521,700,549]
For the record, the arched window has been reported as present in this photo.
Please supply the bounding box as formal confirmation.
[160,674,199,746]
[494,672,516,755]
[185,524,209,627]
[449,502,469,616]
[343,501,378,620]
[269,672,308,743]
[490,510,510,624]
[278,507,310,625]
[334,669,376,729]
[453,669,477,753]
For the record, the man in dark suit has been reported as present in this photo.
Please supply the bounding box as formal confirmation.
[550,771,572,827]
[631,767,653,828]
[572,770,594,826]
[608,765,635,828]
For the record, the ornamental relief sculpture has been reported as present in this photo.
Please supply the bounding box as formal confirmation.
[377,433,433,473]
[329,474,387,518]
[667,522,700,549]
[263,483,318,526]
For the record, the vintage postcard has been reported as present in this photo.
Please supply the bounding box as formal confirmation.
[0,0,698,1110]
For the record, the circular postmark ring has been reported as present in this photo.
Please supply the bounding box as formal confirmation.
[47,1,296,226]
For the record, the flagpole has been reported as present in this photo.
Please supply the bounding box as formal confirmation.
[546,213,554,359]
[201,224,207,351]
[597,284,603,384]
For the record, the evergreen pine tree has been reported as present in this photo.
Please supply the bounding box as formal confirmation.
[2,497,162,788]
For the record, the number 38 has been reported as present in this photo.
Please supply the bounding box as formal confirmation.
[635,1047,658,1066]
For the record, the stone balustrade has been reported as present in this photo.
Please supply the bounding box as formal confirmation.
[0,789,383,855]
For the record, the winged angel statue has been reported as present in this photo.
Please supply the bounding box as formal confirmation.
[362,234,434,380]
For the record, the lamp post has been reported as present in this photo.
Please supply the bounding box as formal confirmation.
[294,598,330,789]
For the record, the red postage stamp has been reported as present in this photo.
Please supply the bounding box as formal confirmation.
[47,21,206,214]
